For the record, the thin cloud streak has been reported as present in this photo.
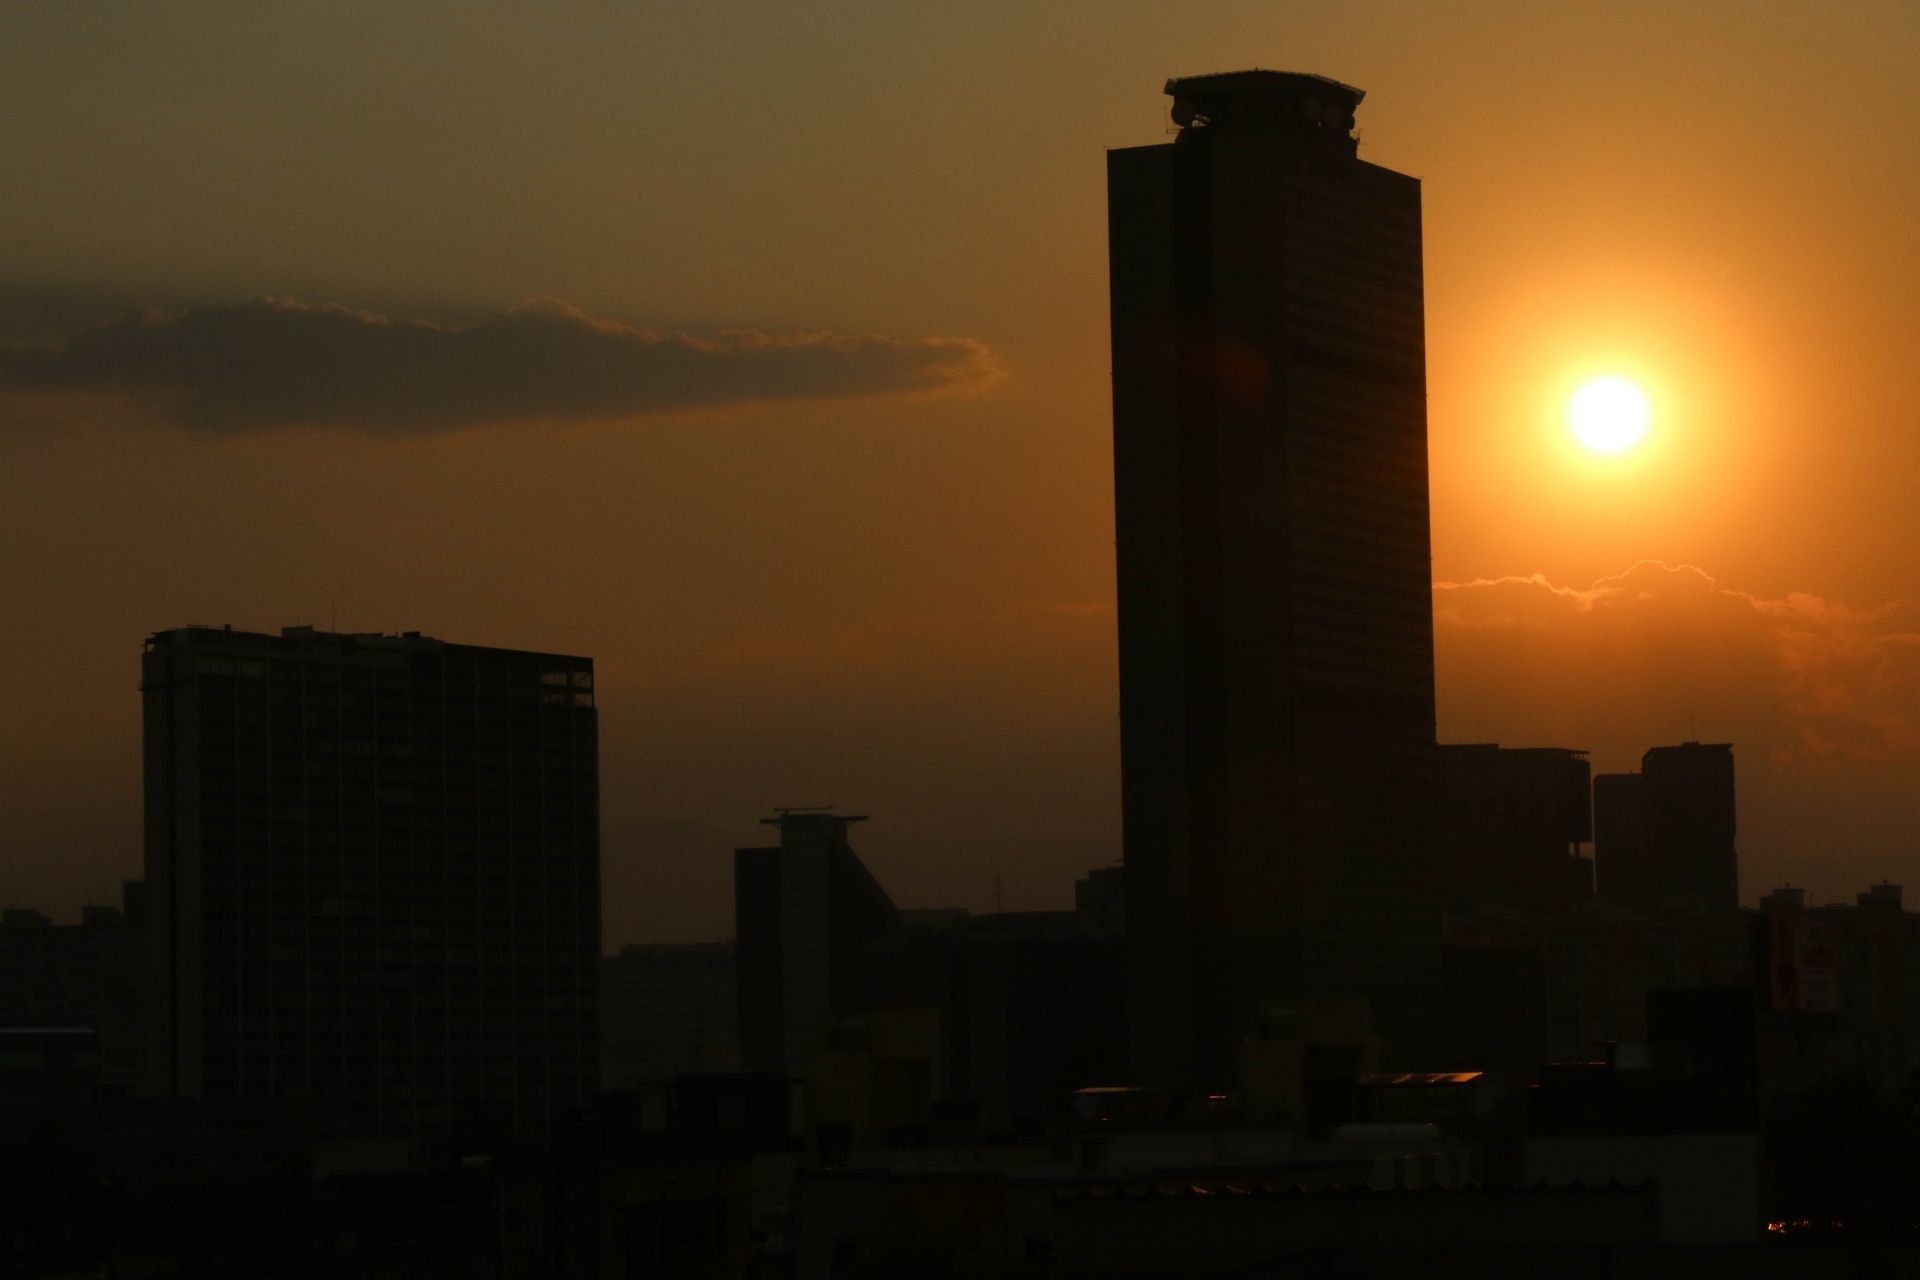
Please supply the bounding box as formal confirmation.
[0,296,1002,435]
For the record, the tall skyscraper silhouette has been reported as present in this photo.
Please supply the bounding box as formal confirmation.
[142,625,599,1137]
[1108,71,1440,1082]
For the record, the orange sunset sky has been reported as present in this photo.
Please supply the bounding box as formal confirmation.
[3,1,1918,945]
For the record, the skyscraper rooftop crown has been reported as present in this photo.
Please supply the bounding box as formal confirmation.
[1164,69,1364,139]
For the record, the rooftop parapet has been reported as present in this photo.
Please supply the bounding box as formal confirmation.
[1165,69,1364,149]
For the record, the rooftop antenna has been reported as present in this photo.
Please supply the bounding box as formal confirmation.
[994,875,1004,915]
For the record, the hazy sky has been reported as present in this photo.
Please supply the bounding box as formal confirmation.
[4,2,1917,943]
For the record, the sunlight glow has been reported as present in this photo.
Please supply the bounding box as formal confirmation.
[1568,376,1651,455]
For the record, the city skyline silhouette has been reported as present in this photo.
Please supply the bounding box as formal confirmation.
[4,5,1919,949]
[4,14,1920,1268]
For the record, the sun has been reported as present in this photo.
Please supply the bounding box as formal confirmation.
[1568,376,1650,455]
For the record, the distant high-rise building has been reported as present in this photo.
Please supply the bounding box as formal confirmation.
[1594,743,1737,912]
[142,625,599,1137]
[1108,70,1440,1080]
[1436,745,1593,915]
[1073,865,1125,939]
[734,811,898,1073]
[1593,772,1649,910]
[1642,742,1737,909]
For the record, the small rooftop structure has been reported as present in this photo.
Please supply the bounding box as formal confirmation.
[1759,885,1805,912]
[1856,882,1903,911]
[760,808,868,844]
[1164,69,1364,139]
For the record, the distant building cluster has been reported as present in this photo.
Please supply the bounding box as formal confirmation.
[1434,739,1742,919]
[0,883,145,1097]
[726,809,1125,1146]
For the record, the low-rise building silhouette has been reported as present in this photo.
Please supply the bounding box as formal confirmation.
[1073,864,1124,939]
[0,882,146,1099]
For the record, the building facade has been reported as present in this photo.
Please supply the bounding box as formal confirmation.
[734,811,898,1074]
[0,882,146,1098]
[600,942,739,1088]
[1108,70,1440,1081]
[1452,886,1920,1102]
[1642,742,1738,909]
[1595,743,1737,912]
[142,625,599,1137]
[1073,865,1125,940]
[1592,771,1649,910]
[1436,744,1593,915]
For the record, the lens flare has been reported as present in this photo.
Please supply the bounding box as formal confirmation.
[1568,376,1650,455]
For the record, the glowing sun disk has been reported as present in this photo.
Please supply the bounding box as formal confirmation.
[1568,376,1650,455]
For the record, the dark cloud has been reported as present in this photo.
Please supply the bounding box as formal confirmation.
[0,296,1001,434]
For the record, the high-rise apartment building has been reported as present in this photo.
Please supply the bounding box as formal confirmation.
[1594,743,1738,912]
[1109,71,1440,1082]
[142,625,599,1137]
[735,811,898,1074]
[1436,745,1593,915]
[1642,742,1738,909]
[1592,772,1650,910]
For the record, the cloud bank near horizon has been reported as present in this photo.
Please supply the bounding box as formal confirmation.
[1434,560,1920,771]
[0,296,1001,434]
